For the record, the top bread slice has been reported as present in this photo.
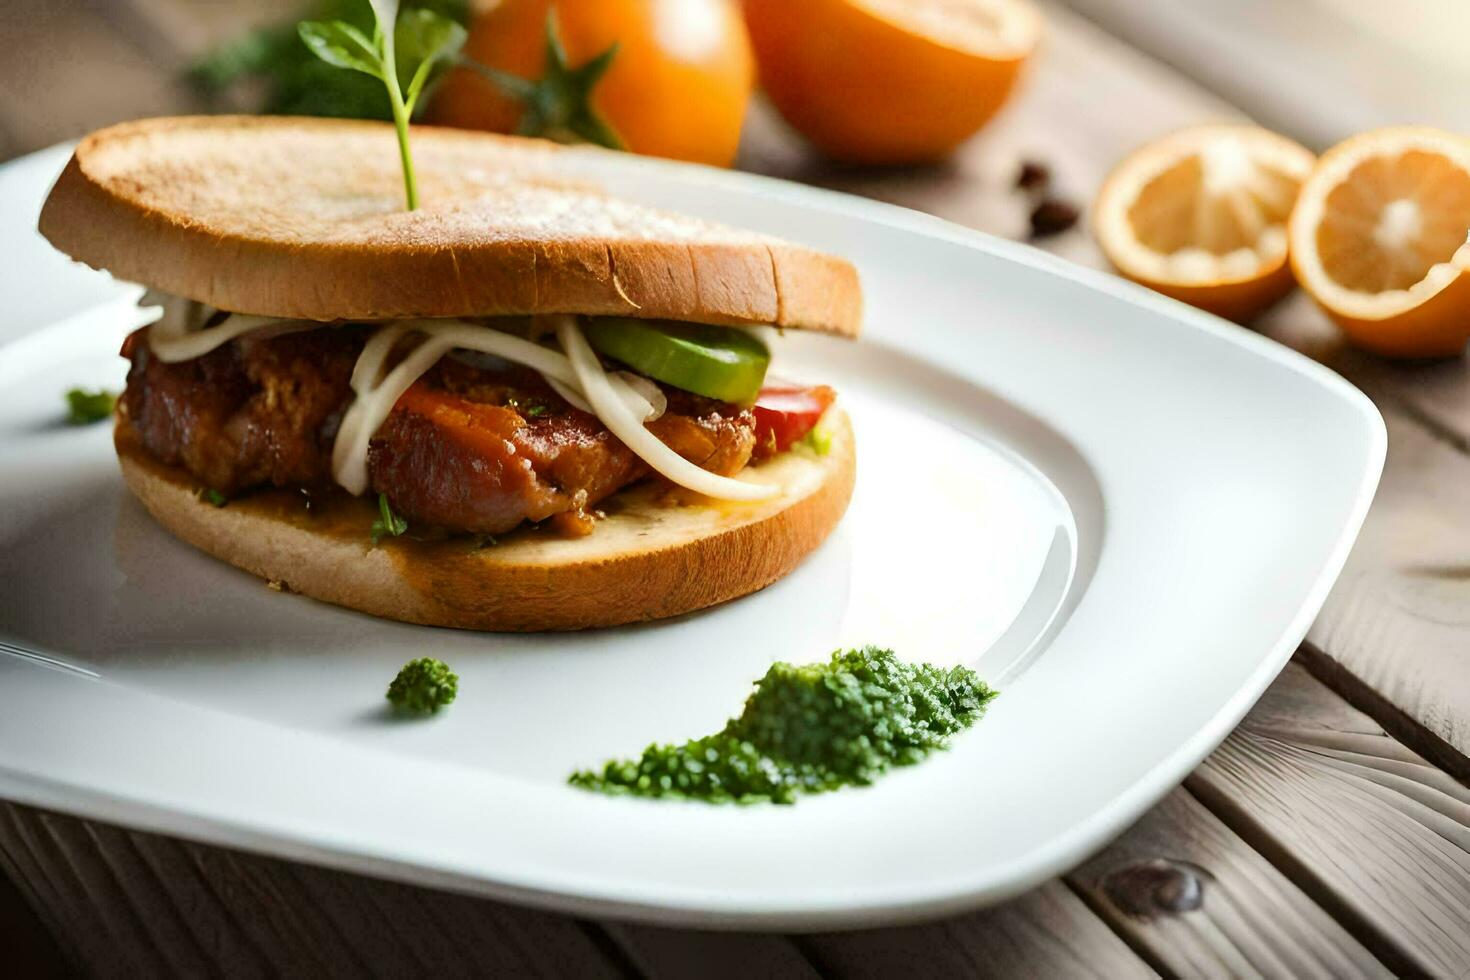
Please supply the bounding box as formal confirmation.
[38,116,861,336]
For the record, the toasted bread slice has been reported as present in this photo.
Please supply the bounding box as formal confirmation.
[39,116,859,335]
[116,410,855,631]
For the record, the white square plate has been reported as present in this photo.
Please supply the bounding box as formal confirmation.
[0,142,1383,929]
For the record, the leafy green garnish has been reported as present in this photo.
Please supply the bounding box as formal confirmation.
[507,396,551,418]
[798,425,832,456]
[459,14,624,150]
[298,0,467,209]
[297,20,380,78]
[386,657,458,714]
[65,388,116,425]
[570,647,998,805]
[370,492,408,543]
[196,4,621,154]
[201,489,229,508]
[191,0,469,121]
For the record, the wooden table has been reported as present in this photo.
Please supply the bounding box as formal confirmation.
[5,2,1470,976]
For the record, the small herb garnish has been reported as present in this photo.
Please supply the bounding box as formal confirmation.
[386,657,458,714]
[507,396,551,418]
[459,15,624,150]
[570,647,998,805]
[798,425,832,456]
[298,0,467,209]
[191,2,470,121]
[370,491,408,543]
[201,488,229,508]
[64,388,117,425]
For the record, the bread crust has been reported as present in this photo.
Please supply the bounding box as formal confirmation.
[115,410,855,631]
[40,116,861,336]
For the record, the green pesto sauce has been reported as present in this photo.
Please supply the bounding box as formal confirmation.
[569,647,998,805]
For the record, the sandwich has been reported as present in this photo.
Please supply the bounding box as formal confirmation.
[38,116,860,631]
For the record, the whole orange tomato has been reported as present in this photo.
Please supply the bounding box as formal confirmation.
[429,0,755,168]
[742,0,1042,165]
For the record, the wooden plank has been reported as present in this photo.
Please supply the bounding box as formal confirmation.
[0,810,81,977]
[1068,787,1388,978]
[1057,0,1470,146]
[0,803,630,979]
[1187,663,1470,978]
[2,796,1161,979]
[1297,406,1470,781]
[0,803,173,975]
[799,881,1157,978]
[602,923,819,979]
[1249,299,1470,776]
[0,859,70,977]
[0,0,200,157]
[0,802,1156,978]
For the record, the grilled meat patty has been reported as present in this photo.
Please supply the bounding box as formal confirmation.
[121,326,757,535]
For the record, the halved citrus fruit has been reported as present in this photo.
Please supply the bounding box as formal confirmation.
[1289,127,1470,358]
[1095,125,1316,321]
[742,0,1042,165]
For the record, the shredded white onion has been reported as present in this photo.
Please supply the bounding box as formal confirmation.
[553,315,777,501]
[150,313,290,363]
[613,371,667,422]
[139,294,324,363]
[135,292,779,504]
[351,321,413,393]
[328,320,664,493]
[332,333,456,494]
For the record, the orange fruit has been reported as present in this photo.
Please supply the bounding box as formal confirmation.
[1094,125,1316,322]
[741,0,1041,165]
[1289,127,1470,358]
[430,0,754,168]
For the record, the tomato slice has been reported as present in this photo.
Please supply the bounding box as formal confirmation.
[751,384,837,457]
[583,317,770,404]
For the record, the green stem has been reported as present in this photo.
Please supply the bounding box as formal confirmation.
[404,59,435,116]
[385,76,417,210]
[377,20,417,212]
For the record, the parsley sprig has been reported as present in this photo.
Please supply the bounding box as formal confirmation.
[370,492,408,544]
[190,1,469,121]
[298,0,466,209]
[297,4,622,206]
